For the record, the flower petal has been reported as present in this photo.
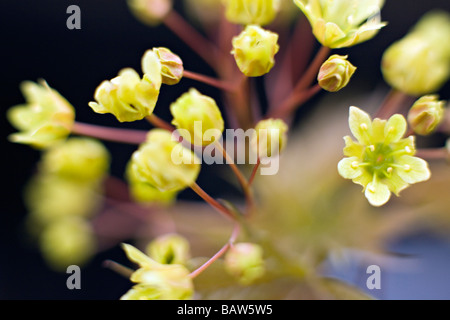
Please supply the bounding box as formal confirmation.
[396,155,431,184]
[383,171,409,196]
[343,136,364,157]
[384,114,407,144]
[365,179,391,206]
[349,106,372,144]
[338,157,362,179]
[371,118,387,143]
[121,243,158,269]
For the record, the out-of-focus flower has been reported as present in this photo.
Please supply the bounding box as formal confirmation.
[252,118,288,158]
[39,217,95,271]
[293,0,386,48]
[130,129,201,192]
[25,175,101,227]
[170,88,224,146]
[381,11,450,96]
[407,95,445,136]
[223,0,281,26]
[89,50,162,122]
[121,243,194,300]
[127,0,173,26]
[224,243,265,285]
[338,107,430,206]
[182,0,223,26]
[146,234,190,265]
[318,54,356,92]
[153,47,184,85]
[39,138,110,183]
[126,161,177,205]
[7,80,75,149]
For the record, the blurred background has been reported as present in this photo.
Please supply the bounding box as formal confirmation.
[1,0,450,299]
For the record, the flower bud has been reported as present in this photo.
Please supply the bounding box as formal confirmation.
[231,25,279,77]
[40,217,95,271]
[407,95,445,136]
[170,88,224,146]
[381,11,450,96]
[318,54,356,92]
[40,138,110,183]
[152,47,184,85]
[7,80,75,149]
[146,234,190,265]
[224,243,265,285]
[130,129,201,192]
[252,118,288,158]
[126,161,177,205]
[223,0,280,26]
[89,51,162,122]
[127,0,172,26]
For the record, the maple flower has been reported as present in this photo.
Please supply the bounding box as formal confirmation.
[338,107,431,206]
[120,243,194,300]
[293,0,386,48]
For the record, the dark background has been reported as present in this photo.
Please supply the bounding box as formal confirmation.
[1,0,449,299]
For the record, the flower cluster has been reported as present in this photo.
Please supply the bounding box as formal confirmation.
[6,0,450,300]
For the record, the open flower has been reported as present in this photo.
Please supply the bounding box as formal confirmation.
[7,80,75,149]
[338,107,430,206]
[120,243,194,300]
[89,50,162,122]
[293,0,386,48]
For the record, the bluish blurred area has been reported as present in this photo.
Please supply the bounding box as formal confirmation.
[323,233,450,300]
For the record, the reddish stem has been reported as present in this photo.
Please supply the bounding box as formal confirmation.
[72,122,147,144]
[183,70,237,92]
[189,224,240,279]
[163,10,223,71]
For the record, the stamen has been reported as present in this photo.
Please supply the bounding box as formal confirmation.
[405,146,412,154]
[387,167,393,173]
[360,123,368,130]
[404,164,411,171]
[351,161,359,169]
[369,145,375,152]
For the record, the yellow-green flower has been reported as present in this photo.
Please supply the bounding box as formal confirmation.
[338,107,431,207]
[39,217,95,271]
[7,80,75,149]
[120,243,194,300]
[130,129,201,192]
[40,137,110,183]
[223,0,280,26]
[231,25,280,77]
[126,160,178,205]
[153,47,184,85]
[381,11,450,96]
[25,175,101,226]
[318,54,356,92]
[224,243,265,285]
[89,50,162,122]
[170,88,224,146]
[252,118,289,158]
[407,95,445,136]
[146,234,190,265]
[294,0,386,48]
